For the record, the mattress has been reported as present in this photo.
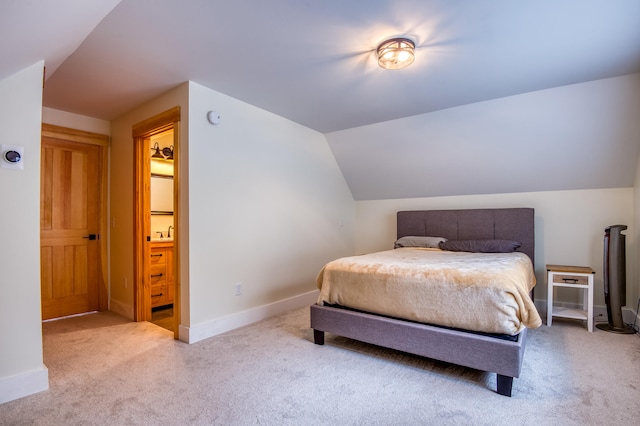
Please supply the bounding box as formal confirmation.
[316,248,542,335]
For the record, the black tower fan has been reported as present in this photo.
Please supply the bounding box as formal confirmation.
[596,225,634,333]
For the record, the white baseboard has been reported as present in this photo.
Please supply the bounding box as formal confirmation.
[179,290,319,344]
[109,298,134,320]
[589,305,638,328]
[0,365,48,404]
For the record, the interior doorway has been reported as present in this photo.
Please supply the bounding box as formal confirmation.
[132,107,181,339]
[149,129,175,331]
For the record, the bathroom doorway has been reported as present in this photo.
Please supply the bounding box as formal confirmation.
[132,107,181,339]
[149,129,175,331]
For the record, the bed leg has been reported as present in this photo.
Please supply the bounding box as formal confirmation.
[496,374,513,397]
[313,329,325,345]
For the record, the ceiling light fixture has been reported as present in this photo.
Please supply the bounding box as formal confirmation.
[377,37,415,70]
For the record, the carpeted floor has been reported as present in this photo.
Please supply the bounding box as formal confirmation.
[1,308,639,425]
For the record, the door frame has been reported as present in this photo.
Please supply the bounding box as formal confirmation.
[132,107,181,339]
[41,123,109,314]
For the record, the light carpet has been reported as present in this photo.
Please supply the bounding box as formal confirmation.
[1,308,639,425]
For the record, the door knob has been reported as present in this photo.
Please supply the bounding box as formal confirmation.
[83,234,98,240]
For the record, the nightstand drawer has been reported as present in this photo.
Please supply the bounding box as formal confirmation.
[552,274,589,285]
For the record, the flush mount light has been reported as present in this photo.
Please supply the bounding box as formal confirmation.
[377,37,415,70]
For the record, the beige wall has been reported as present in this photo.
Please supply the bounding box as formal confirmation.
[109,84,189,319]
[42,107,111,135]
[0,62,49,403]
[355,188,635,308]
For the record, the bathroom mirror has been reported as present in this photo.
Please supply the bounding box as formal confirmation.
[150,175,173,214]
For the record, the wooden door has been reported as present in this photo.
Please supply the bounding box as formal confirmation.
[40,135,103,320]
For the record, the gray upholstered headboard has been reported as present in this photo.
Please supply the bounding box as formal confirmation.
[397,208,535,263]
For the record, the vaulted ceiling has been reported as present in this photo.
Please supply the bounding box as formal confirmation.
[2,0,640,200]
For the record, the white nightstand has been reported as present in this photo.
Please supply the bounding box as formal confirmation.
[546,264,595,332]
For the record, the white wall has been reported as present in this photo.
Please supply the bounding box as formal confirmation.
[185,82,354,340]
[0,62,49,403]
[355,188,634,308]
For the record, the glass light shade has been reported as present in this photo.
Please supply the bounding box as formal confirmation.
[377,37,415,70]
[162,145,174,160]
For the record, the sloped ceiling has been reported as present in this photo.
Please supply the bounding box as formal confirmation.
[2,0,640,200]
[327,74,640,200]
[0,0,121,82]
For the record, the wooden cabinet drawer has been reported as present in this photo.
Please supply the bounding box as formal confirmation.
[552,273,589,285]
[150,248,166,265]
[151,284,166,307]
[150,265,166,285]
[150,243,173,307]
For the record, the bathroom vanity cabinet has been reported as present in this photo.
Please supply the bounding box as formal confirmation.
[150,241,174,308]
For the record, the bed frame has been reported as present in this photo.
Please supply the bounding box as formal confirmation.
[310,208,535,397]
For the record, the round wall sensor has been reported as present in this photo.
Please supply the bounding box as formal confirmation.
[4,150,21,163]
[207,111,221,125]
[1,144,25,170]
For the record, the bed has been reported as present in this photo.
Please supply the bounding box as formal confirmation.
[310,208,539,396]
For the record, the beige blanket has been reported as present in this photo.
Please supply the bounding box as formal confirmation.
[316,248,542,335]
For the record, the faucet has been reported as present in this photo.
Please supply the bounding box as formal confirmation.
[167,226,174,238]
[155,231,163,238]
